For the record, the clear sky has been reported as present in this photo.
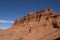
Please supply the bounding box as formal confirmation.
[0,0,60,29]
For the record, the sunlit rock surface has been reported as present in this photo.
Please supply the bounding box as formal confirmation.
[0,9,60,40]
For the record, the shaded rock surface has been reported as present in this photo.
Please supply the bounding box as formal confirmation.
[0,9,60,40]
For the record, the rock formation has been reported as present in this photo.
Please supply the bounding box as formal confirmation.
[0,9,60,40]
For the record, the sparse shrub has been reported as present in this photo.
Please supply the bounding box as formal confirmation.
[18,37,24,40]
[52,22,58,28]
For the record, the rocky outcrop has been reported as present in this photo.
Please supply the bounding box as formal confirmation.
[0,9,60,40]
[13,9,53,25]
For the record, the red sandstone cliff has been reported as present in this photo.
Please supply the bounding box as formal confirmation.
[0,9,60,40]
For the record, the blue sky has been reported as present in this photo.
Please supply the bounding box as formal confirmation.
[0,0,60,29]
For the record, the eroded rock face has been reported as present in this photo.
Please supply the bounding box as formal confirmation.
[0,9,60,40]
[13,9,53,25]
